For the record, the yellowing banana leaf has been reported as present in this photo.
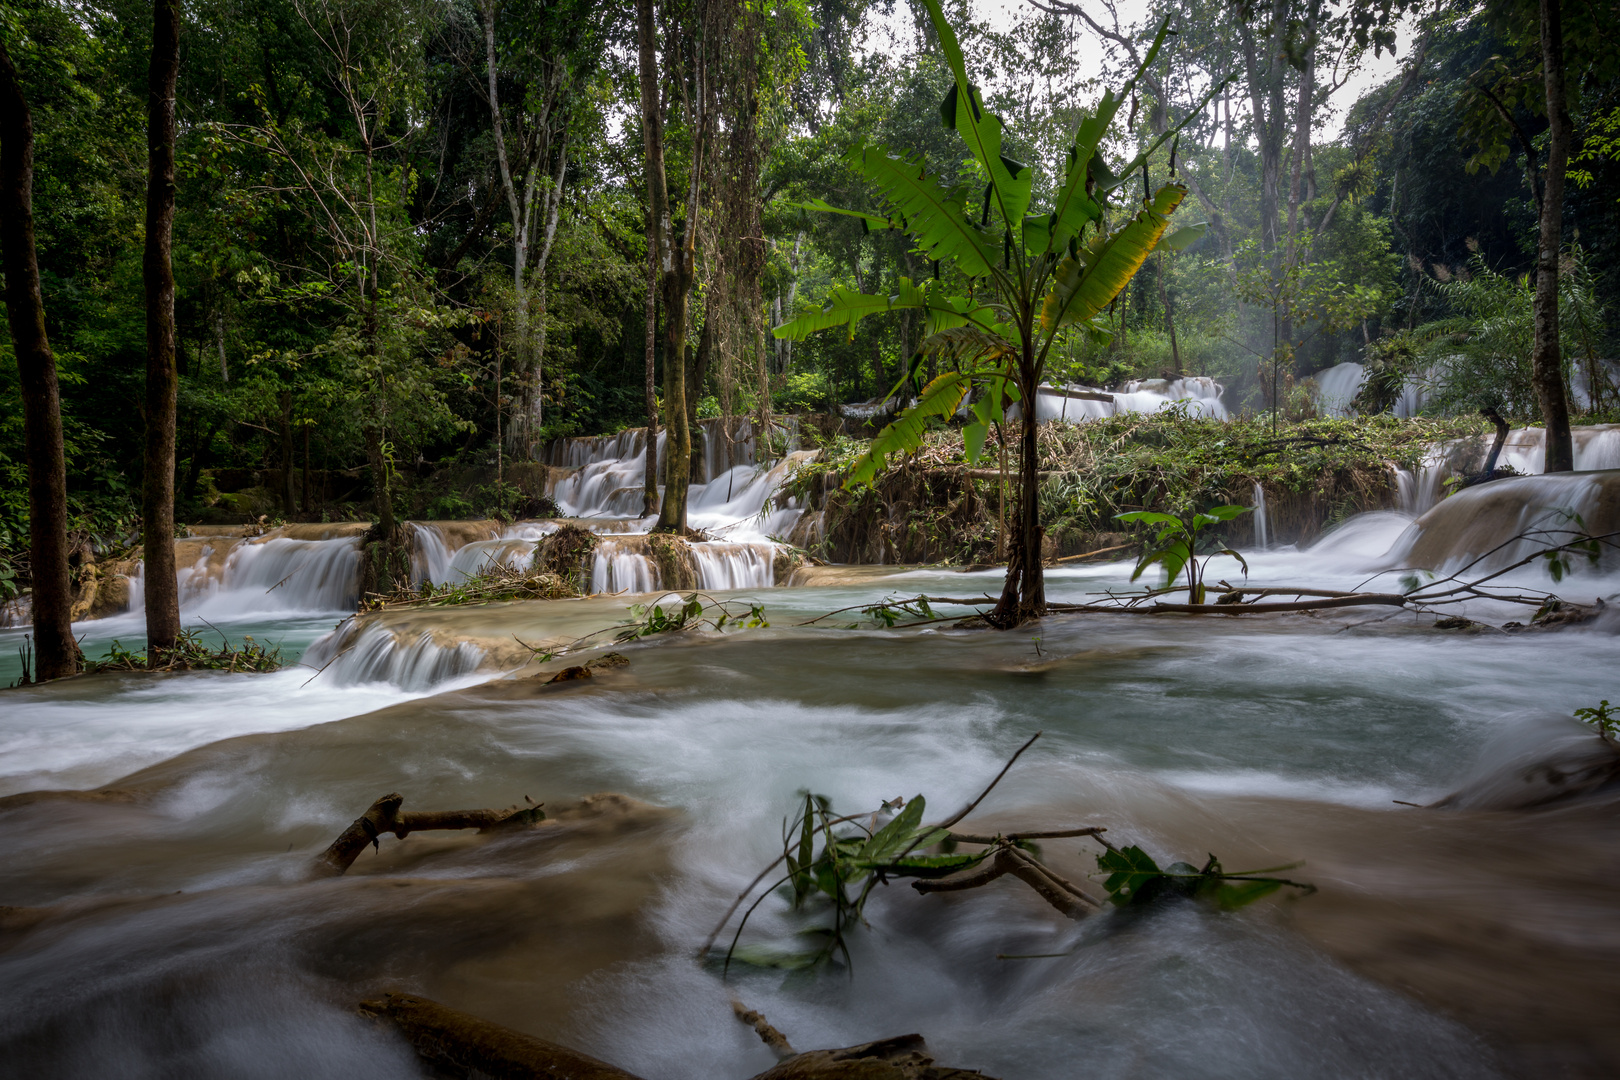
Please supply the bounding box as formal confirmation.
[845,372,972,488]
[1040,184,1186,333]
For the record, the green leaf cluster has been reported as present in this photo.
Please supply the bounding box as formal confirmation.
[1115,504,1249,604]
[1097,845,1311,911]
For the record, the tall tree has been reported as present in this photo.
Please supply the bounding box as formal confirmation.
[635,0,712,531]
[1531,0,1573,471]
[0,41,79,681]
[143,0,182,656]
[478,0,574,459]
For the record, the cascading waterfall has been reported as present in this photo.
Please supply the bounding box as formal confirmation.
[302,618,488,691]
[1033,377,1228,422]
[1252,482,1270,549]
[130,530,367,617]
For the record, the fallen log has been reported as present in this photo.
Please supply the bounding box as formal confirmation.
[747,1033,991,1079]
[1052,542,1134,563]
[363,992,997,1080]
[313,793,547,877]
[360,992,644,1080]
[1046,592,1409,616]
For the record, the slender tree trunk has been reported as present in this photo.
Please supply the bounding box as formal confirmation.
[643,232,659,517]
[0,43,79,679]
[637,0,699,532]
[991,349,1044,626]
[1159,253,1181,374]
[637,0,670,521]
[1534,0,1574,473]
[279,390,295,518]
[528,136,568,451]
[143,0,181,657]
[687,313,711,484]
[1281,3,1315,351]
[658,266,693,530]
[302,422,311,514]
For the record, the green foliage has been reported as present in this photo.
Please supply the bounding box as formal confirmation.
[88,629,283,675]
[775,0,1220,505]
[1383,248,1612,418]
[616,593,769,642]
[1115,505,1249,604]
[1574,700,1618,742]
[728,792,972,972]
[1096,846,1313,910]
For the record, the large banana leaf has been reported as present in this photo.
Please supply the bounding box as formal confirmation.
[1156,222,1207,252]
[921,0,1033,233]
[792,198,898,233]
[1040,185,1186,334]
[854,148,996,278]
[912,324,1018,367]
[1045,18,1173,254]
[845,372,972,487]
[773,278,1001,343]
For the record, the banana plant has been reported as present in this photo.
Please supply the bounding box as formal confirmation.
[774,0,1222,626]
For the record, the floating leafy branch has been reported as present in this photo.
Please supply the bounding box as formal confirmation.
[706,732,1313,976]
[617,592,769,641]
[1095,845,1315,910]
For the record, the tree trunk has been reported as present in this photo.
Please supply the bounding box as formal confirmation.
[529,136,568,453]
[642,233,659,517]
[990,350,1045,626]
[657,268,693,531]
[279,390,295,518]
[364,424,395,536]
[0,43,79,680]
[302,422,311,513]
[1533,0,1574,473]
[1281,2,1315,351]
[687,312,711,483]
[143,0,182,657]
[637,0,699,532]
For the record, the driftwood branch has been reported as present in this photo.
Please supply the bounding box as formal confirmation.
[365,992,995,1080]
[732,999,796,1059]
[314,793,547,877]
[913,838,1102,920]
[361,992,643,1079]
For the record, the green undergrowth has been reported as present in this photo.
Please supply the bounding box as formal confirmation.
[788,413,1491,556]
[87,629,283,674]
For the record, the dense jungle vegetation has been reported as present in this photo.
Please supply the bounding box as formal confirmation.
[3,0,1619,576]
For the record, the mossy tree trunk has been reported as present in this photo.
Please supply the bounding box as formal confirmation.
[0,42,80,679]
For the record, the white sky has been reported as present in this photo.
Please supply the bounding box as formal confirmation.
[858,0,1411,143]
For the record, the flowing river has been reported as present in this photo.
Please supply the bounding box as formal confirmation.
[3,438,1619,1079]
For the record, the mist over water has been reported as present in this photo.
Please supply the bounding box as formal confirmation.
[4,446,1620,1077]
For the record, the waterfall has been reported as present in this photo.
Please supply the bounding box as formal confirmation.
[1382,469,1620,573]
[545,419,814,546]
[688,542,777,589]
[1312,363,1367,417]
[1252,482,1270,549]
[1033,377,1227,423]
[127,531,366,617]
[303,620,488,691]
[591,541,660,594]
